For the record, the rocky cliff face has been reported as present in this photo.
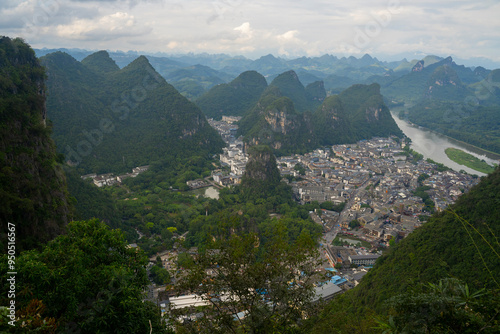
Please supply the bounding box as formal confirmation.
[239,82,402,154]
[412,60,424,72]
[425,65,466,99]
[0,37,72,250]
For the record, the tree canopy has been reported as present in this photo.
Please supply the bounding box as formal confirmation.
[0,219,169,333]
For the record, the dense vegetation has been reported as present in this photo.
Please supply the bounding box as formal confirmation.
[382,56,500,155]
[0,37,72,251]
[108,144,322,255]
[238,80,402,155]
[240,145,282,200]
[0,219,168,333]
[404,101,500,154]
[64,166,121,228]
[196,70,268,119]
[41,50,225,174]
[4,40,500,332]
[265,70,326,113]
[173,222,324,333]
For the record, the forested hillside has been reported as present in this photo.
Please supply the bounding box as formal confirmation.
[41,50,225,174]
[381,56,500,155]
[0,37,72,251]
[196,70,268,119]
[238,79,402,155]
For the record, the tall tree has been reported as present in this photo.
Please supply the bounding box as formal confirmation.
[0,219,169,333]
[172,222,326,333]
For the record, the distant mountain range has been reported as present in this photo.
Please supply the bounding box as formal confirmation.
[37,48,495,97]
[236,70,402,155]
[35,47,500,155]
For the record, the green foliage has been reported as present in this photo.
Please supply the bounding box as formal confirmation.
[337,167,500,314]
[349,219,361,229]
[80,50,120,73]
[320,201,346,212]
[405,101,500,154]
[64,166,121,228]
[267,70,317,112]
[380,278,499,333]
[238,81,402,156]
[336,83,403,141]
[381,56,479,104]
[240,145,282,201]
[172,222,325,333]
[41,50,224,175]
[445,147,496,174]
[311,95,354,146]
[418,173,430,184]
[196,70,268,119]
[150,264,171,285]
[0,36,72,251]
[0,219,169,333]
[307,168,500,333]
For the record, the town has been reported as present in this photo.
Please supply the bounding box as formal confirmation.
[206,117,480,290]
[141,118,481,316]
[208,118,479,239]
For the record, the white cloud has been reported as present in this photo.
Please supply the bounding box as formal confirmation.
[55,12,151,41]
[2,0,497,64]
[234,22,252,38]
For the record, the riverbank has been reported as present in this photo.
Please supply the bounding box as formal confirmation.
[390,110,499,176]
[391,109,500,161]
[444,148,497,174]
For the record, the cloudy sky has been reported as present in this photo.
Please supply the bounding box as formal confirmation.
[2,0,500,65]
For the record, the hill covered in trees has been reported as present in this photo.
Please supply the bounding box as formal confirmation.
[381,56,500,155]
[196,70,268,119]
[41,50,225,174]
[238,78,403,155]
[0,37,72,251]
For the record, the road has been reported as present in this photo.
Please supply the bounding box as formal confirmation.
[321,177,374,247]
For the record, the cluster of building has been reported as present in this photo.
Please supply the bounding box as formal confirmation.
[81,165,149,187]
[208,120,480,247]
[324,245,380,268]
[208,117,240,143]
[145,130,481,322]
[208,117,248,187]
[277,137,479,245]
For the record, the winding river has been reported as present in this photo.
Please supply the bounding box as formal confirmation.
[390,109,500,176]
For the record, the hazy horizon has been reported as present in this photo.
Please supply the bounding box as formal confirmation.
[2,0,499,68]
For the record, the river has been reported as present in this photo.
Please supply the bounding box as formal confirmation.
[390,109,500,176]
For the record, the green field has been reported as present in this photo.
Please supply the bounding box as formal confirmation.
[445,147,497,174]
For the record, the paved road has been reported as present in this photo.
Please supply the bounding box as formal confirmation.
[321,177,374,248]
